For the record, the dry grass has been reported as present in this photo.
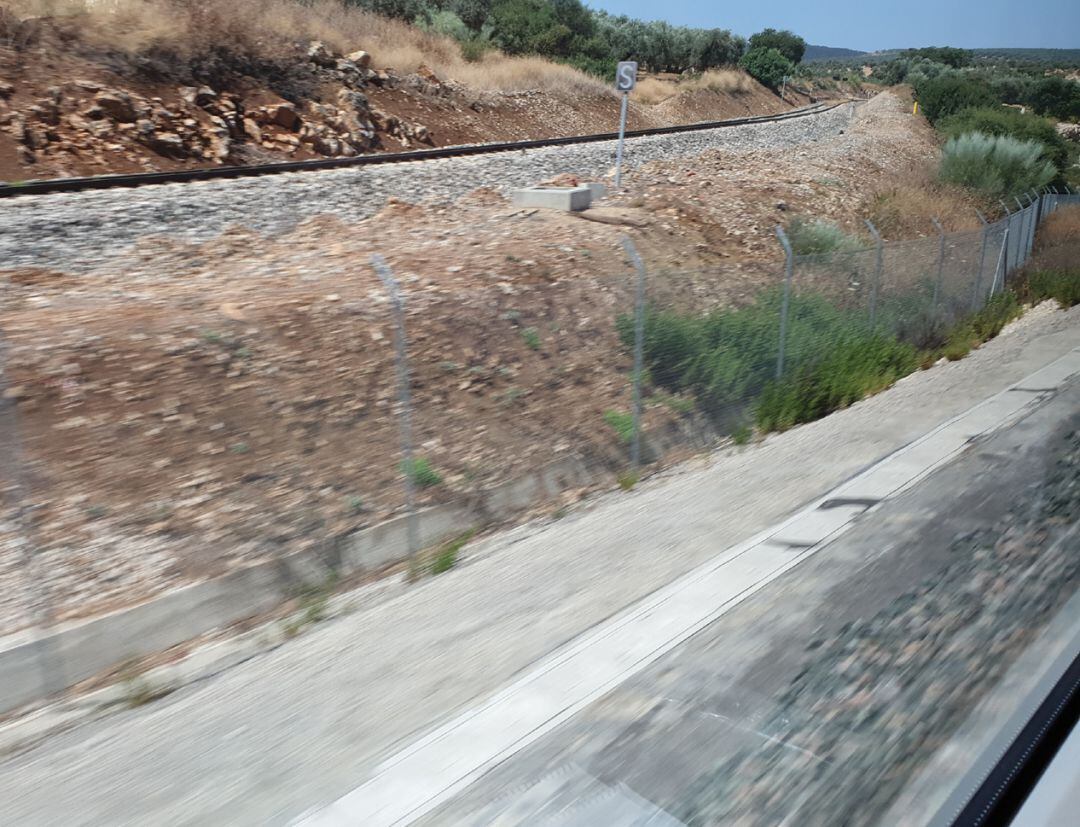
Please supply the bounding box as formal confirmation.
[1027,205,1080,270]
[632,69,752,106]
[3,0,612,95]
[867,165,984,238]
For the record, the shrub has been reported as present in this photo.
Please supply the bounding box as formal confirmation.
[938,132,1055,199]
[785,216,863,255]
[740,47,794,91]
[603,409,634,444]
[915,76,997,123]
[1024,269,1080,308]
[1024,76,1080,121]
[520,326,541,350]
[747,28,806,65]
[756,335,919,432]
[941,292,1022,359]
[938,106,1068,178]
[400,457,442,488]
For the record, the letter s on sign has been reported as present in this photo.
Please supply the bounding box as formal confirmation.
[615,61,637,92]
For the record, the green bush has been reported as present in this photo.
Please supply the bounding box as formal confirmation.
[755,335,919,431]
[740,47,794,90]
[941,292,1022,359]
[915,75,997,123]
[1025,269,1080,308]
[603,409,635,443]
[785,216,863,255]
[1024,76,1080,121]
[747,28,806,64]
[400,457,443,488]
[938,107,1068,178]
[938,132,1055,199]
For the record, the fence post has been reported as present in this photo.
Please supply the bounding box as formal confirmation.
[775,226,795,380]
[930,217,945,310]
[970,210,990,311]
[989,227,1009,297]
[1014,195,1028,270]
[370,254,420,572]
[865,219,883,329]
[620,236,647,473]
[1029,190,1041,257]
[998,200,1012,277]
[0,327,66,700]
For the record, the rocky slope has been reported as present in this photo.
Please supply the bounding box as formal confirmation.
[0,16,807,183]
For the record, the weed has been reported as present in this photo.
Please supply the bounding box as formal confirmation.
[785,217,863,255]
[86,504,108,520]
[430,528,475,575]
[521,327,541,350]
[756,336,920,432]
[1023,269,1080,308]
[346,495,364,514]
[652,392,694,414]
[439,361,461,372]
[500,386,524,405]
[617,471,639,491]
[401,457,443,488]
[230,442,250,454]
[200,329,223,345]
[732,423,753,445]
[604,410,635,444]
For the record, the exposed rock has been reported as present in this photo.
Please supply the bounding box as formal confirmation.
[345,50,372,69]
[94,91,137,123]
[264,102,301,131]
[149,132,185,158]
[0,82,14,99]
[307,40,337,68]
[242,117,262,143]
[180,85,218,107]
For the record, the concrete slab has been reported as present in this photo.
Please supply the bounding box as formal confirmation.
[511,186,592,212]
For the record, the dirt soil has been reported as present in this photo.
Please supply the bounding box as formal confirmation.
[0,92,947,633]
[0,17,819,183]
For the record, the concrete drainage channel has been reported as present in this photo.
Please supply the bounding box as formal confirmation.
[0,415,715,736]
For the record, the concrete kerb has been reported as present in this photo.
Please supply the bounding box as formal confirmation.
[0,435,689,724]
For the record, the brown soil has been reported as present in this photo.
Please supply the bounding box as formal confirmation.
[0,18,824,183]
[0,93,943,633]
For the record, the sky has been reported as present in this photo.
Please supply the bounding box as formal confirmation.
[588,0,1080,51]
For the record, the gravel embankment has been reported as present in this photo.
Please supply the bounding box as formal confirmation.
[677,409,1080,827]
[0,104,855,272]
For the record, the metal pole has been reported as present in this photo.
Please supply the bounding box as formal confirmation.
[930,217,945,310]
[621,237,646,472]
[989,227,1009,297]
[1014,195,1027,270]
[614,91,629,189]
[999,200,1012,277]
[0,327,66,699]
[780,75,788,101]
[775,226,795,380]
[1029,190,1041,257]
[970,210,990,311]
[370,254,419,569]
[865,219,883,329]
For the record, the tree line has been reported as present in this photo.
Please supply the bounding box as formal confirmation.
[347,0,805,84]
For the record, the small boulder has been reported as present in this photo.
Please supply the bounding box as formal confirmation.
[0,81,14,99]
[268,102,301,131]
[95,91,137,122]
[149,132,185,157]
[307,40,337,68]
[345,50,372,69]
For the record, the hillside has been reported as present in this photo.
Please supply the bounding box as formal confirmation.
[804,45,867,62]
[0,2,815,182]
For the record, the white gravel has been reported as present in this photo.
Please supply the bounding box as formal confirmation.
[0,104,856,272]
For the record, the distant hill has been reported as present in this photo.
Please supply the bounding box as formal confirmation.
[804,45,868,62]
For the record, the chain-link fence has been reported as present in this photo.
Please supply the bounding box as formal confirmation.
[0,188,1076,712]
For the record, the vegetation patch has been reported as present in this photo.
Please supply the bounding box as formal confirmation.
[938,133,1055,200]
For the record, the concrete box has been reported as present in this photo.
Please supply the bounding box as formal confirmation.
[511,186,593,212]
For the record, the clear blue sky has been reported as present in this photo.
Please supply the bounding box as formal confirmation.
[588,0,1080,51]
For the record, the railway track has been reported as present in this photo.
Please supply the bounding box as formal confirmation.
[0,100,841,199]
